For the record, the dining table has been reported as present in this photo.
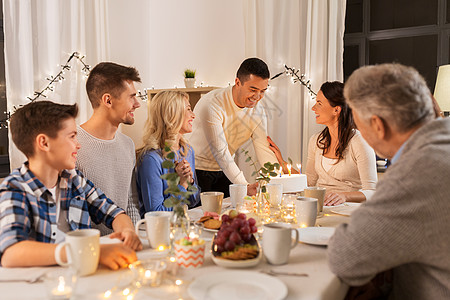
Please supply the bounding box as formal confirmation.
[0,202,356,300]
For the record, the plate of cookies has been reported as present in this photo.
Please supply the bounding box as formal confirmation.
[195,214,222,232]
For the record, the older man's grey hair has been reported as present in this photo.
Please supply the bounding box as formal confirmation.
[344,63,435,133]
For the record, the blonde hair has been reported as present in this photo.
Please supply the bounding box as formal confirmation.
[136,90,190,164]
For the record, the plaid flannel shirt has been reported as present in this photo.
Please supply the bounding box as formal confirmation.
[0,163,124,257]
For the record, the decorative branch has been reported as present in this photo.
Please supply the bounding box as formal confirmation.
[0,51,91,129]
[270,64,316,97]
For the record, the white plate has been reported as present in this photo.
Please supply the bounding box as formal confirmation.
[195,222,219,233]
[330,202,361,216]
[297,227,336,246]
[188,270,287,300]
[211,251,262,268]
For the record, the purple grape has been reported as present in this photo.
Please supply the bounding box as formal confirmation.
[232,218,243,229]
[216,244,224,253]
[248,218,256,227]
[229,231,242,244]
[224,240,236,251]
[242,233,252,242]
[237,213,247,220]
[215,235,226,246]
[250,225,258,233]
[222,229,231,239]
[240,225,250,235]
[221,214,230,223]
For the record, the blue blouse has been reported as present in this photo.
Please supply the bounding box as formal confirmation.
[136,146,200,217]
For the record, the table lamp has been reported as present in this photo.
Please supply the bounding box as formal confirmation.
[434,64,450,116]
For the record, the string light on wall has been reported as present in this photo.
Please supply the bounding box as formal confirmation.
[0,51,91,129]
[270,64,316,97]
[137,90,148,102]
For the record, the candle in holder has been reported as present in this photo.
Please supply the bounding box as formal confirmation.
[52,277,72,299]
[43,270,76,300]
[281,194,297,224]
[287,164,292,176]
[129,259,167,287]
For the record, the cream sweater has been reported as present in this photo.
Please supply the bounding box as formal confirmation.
[188,86,277,184]
[328,118,450,299]
[305,130,377,199]
[76,126,139,235]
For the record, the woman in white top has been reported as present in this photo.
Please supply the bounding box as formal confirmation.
[268,81,377,205]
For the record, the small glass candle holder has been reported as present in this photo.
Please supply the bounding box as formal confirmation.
[129,259,167,287]
[281,194,297,224]
[236,196,256,214]
[165,254,179,276]
[43,269,77,300]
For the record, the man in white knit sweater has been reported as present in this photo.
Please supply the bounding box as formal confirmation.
[76,62,141,236]
[328,63,450,299]
[189,58,277,197]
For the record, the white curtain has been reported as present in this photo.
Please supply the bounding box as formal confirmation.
[238,0,346,180]
[3,0,110,169]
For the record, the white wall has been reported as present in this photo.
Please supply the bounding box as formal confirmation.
[107,0,245,147]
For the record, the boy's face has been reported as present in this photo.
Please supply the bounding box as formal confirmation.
[110,80,141,125]
[47,118,80,171]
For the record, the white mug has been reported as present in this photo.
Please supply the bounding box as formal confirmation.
[229,184,247,208]
[263,223,299,265]
[295,197,318,227]
[266,183,283,206]
[200,192,224,214]
[135,211,172,249]
[55,229,100,276]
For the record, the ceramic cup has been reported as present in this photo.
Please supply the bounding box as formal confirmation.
[135,211,172,249]
[266,183,283,206]
[262,223,299,265]
[295,197,318,227]
[200,192,224,214]
[55,229,100,276]
[229,184,247,208]
[304,187,326,216]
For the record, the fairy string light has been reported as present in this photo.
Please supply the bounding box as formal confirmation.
[270,64,316,97]
[0,51,91,129]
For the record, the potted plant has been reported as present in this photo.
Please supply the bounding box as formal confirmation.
[184,68,196,88]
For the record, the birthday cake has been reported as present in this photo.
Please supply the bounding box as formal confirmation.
[269,174,307,193]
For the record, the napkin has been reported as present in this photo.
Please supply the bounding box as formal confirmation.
[0,267,49,283]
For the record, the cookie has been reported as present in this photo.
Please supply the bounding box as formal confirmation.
[199,216,213,223]
[204,219,222,230]
[222,247,259,260]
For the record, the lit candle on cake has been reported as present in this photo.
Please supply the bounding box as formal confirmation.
[287,164,292,176]
[296,164,302,174]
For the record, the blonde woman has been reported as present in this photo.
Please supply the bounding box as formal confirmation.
[136,91,200,215]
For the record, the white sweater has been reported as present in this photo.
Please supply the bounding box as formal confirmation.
[306,130,377,199]
[76,126,139,235]
[188,86,277,184]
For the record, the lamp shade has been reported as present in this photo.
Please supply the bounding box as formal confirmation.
[434,64,450,111]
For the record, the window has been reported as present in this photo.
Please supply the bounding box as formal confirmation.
[344,0,450,91]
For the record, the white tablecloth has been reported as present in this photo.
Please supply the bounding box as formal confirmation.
[0,206,350,300]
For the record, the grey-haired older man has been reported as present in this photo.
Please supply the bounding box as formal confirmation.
[327,63,450,299]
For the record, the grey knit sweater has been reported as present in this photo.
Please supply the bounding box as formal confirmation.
[76,126,140,235]
[328,118,450,299]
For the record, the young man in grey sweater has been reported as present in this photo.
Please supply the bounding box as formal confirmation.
[328,63,450,299]
[76,62,142,235]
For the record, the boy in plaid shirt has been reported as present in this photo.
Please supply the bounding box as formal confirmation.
[0,101,142,269]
